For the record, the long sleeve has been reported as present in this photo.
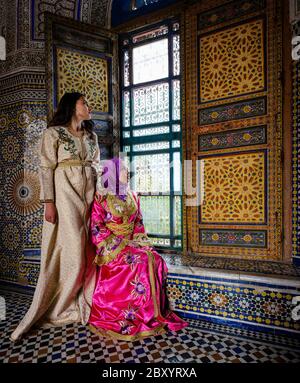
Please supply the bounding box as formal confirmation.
[91,133,104,192]
[90,193,128,266]
[39,128,58,203]
[91,132,102,174]
[131,194,152,247]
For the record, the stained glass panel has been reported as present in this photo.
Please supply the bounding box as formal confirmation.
[172,124,181,132]
[133,126,169,137]
[173,35,180,76]
[133,83,169,125]
[172,80,180,120]
[151,237,171,246]
[133,39,168,84]
[133,141,169,151]
[140,196,170,235]
[132,25,168,44]
[174,196,182,236]
[174,240,181,247]
[123,91,130,127]
[173,151,181,192]
[132,154,170,192]
[124,50,130,87]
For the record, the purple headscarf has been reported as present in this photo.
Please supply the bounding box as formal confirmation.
[100,157,128,199]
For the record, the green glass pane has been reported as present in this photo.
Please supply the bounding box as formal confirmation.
[173,35,180,76]
[123,91,130,127]
[172,80,180,120]
[151,237,171,246]
[132,154,170,193]
[173,151,181,192]
[133,83,169,126]
[133,141,169,152]
[133,126,169,137]
[140,196,170,235]
[174,196,182,236]
[124,50,130,87]
[133,38,169,84]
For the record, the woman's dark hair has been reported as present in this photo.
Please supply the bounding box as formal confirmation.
[48,92,94,138]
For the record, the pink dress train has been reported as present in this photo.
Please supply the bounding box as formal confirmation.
[88,190,188,341]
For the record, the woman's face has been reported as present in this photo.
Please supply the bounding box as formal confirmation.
[75,97,92,121]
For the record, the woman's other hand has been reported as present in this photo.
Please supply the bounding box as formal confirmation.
[45,202,57,224]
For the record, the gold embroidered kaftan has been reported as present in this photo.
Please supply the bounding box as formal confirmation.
[10,126,100,341]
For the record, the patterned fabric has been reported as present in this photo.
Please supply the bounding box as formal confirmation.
[10,126,100,341]
[39,125,100,202]
[89,191,188,340]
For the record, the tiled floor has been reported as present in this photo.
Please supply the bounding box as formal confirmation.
[1,289,300,363]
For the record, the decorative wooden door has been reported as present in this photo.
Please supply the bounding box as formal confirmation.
[45,13,119,159]
[185,0,283,261]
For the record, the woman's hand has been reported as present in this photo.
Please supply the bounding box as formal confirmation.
[45,202,57,224]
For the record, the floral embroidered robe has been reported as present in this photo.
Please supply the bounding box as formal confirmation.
[88,190,188,341]
[10,126,100,341]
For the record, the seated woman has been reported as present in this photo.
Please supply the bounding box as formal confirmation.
[88,157,188,341]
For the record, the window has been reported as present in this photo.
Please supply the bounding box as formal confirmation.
[120,19,182,250]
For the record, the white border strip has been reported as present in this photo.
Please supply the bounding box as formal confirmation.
[168,266,300,289]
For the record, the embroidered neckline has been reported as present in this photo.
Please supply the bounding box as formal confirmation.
[106,191,137,219]
[65,126,85,138]
[57,127,78,159]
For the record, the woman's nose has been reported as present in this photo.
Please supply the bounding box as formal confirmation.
[88,107,93,113]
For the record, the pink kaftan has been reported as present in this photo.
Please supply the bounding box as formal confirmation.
[88,190,188,341]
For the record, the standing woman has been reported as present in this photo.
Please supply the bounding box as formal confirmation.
[10,92,100,341]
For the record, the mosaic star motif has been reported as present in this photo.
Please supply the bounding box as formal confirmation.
[200,151,265,223]
[56,47,109,112]
[7,169,41,217]
[2,136,21,161]
[1,224,21,251]
[199,19,265,102]
[167,274,300,331]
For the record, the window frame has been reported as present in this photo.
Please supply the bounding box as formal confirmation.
[119,17,183,250]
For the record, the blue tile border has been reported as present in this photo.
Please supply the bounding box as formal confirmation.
[168,272,300,291]
[167,273,300,335]
[176,310,300,338]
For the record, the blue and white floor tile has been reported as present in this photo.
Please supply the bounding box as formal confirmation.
[0,289,299,363]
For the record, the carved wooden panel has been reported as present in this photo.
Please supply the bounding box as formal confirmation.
[185,0,282,261]
[45,13,119,157]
